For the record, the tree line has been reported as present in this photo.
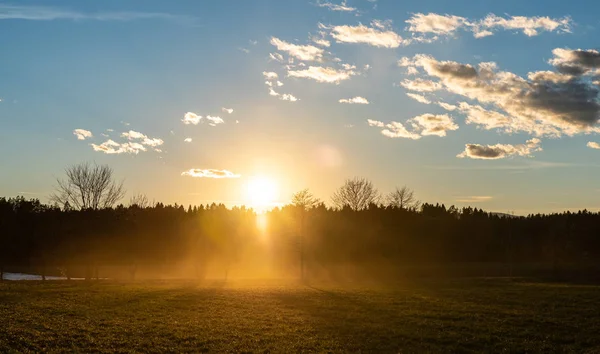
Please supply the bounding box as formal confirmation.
[1,163,599,281]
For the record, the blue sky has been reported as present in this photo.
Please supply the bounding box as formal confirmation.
[1,0,600,214]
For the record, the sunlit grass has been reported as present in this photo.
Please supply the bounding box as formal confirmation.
[1,279,599,352]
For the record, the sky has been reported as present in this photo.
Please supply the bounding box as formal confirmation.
[1,0,600,214]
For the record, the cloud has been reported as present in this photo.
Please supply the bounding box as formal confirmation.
[184,138,192,143]
[406,92,431,104]
[367,119,385,128]
[288,66,356,83]
[404,12,572,41]
[368,119,420,139]
[73,129,92,140]
[181,169,241,178]
[457,138,542,159]
[206,116,224,126]
[115,130,164,151]
[587,142,600,149]
[456,196,493,203]
[263,71,279,80]
[400,78,442,92]
[409,113,458,137]
[368,114,458,139]
[549,48,600,76]
[312,38,331,47]
[182,112,201,125]
[404,51,600,136]
[437,102,457,111]
[406,13,467,35]
[182,112,224,126]
[222,107,234,114]
[316,1,356,12]
[339,96,369,104]
[121,130,146,140]
[381,122,421,139]
[270,37,324,61]
[476,14,572,37]
[281,93,298,102]
[91,140,147,155]
[0,4,191,23]
[268,87,299,101]
[269,53,285,62]
[328,20,404,48]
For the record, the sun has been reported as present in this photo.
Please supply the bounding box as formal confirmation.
[246,176,279,209]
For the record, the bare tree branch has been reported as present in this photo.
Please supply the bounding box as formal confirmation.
[129,193,149,208]
[50,162,125,210]
[386,186,420,210]
[331,177,379,211]
[291,189,321,210]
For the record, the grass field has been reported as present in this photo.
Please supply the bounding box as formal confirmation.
[1,278,599,353]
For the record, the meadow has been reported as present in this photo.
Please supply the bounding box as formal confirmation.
[1,278,599,353]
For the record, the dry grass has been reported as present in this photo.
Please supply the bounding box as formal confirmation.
[1,278,599,353]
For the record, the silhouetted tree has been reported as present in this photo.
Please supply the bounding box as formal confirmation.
[386,186,420,210]
[331,177,379,211]
[291,189,321,210]
[50,162,125,210]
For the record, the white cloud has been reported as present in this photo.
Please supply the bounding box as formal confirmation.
[181,169,241,178]
[182,112,224,126]
[270,37,324,61]
[381,121,421,139]
[406,92,431,104]
[121,130,146,140]
[476,14,572,37]
[182,112,201,125]
[91,140,147,155]
[339,96,369,104]
[288,66,356,84]
[312,38,331,47]
[406,13,467,35]
[206,116,224,126]
[587,142,600,149]
[368,113,458,139]
[457,138,542,159]
[404,12,572,41]
[400,78,442,92]
[409,113,458,137]
[184,138,192,143]
[316,1,356,12]
[437,102,457,111]
[73,129,92,140]
[329,20,404,48]
[269,53,285,62]
[222,107,234,114]
[367,119,385,128]
[263,71,279,80]
[281,93,298,102]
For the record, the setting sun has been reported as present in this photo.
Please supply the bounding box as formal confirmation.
[246,176,279,209]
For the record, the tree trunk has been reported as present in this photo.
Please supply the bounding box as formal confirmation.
[0,265,4,282]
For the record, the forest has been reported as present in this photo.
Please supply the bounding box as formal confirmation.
[1,164,599,281]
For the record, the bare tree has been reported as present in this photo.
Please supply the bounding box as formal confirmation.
[129,193,149,208]
[331,177,380,211]
[50,163,125,210]
[386,186,420,210]
[291,189,321,210]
